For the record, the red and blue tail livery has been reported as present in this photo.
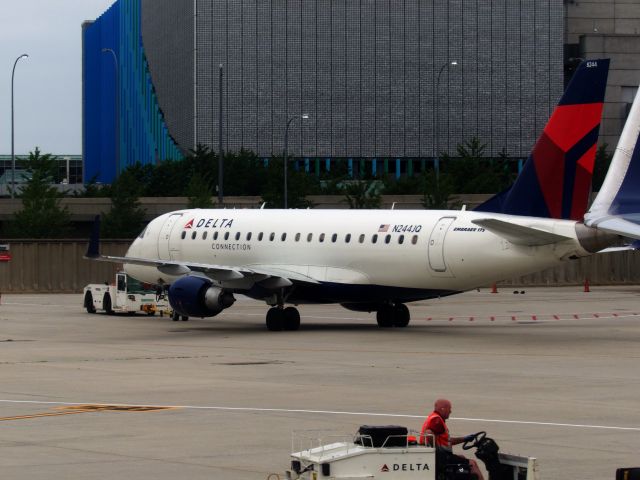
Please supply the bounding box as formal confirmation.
[476,59,609,220]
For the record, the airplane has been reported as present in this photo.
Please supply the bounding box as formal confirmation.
[86,58,638,331]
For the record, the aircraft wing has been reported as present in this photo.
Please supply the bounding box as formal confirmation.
[85,252,320,287]
[84,217,319,288]
[471,218,572,246]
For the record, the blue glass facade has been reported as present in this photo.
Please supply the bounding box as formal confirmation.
[83,0,182,183]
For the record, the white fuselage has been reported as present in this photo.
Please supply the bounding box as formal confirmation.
[124,208,591,304]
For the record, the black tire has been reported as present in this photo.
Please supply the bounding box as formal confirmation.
[172,311,180,321]
[84,291,96,314]
[376,306,394,328]
[392,304,410,328]
[283,307,301,331]
[181,315,189,321]
[103,293,113,314]
[266,308,284,331]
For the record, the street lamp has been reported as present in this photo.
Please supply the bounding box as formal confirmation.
[434,60,458,178]
[101,48,120,179]
[283,113,309,209]
[11,53,29,199]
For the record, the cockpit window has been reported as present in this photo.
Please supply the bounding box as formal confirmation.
[137,227,147,239]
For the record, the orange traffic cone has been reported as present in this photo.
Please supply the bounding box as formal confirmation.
[491,283,498,294]
[584,278,590,293]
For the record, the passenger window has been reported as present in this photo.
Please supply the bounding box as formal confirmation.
[258,232,264,241]
[203,231,208,240]
[235,232,241,241]
[213,231,219,240]
[269,232,275,241]
[345,233,351,243]
[181,231,186,239]
[372,234,378,244]
[307,233,313,242]
[412,235,418,245]
[295,233,301,242]
[331,233,337,243]
[385,234,391,244]
[398,235,404,244]
[281,233,287,241]
[246,232,252,241]
[224,232,230,240]
[359,234,365,244]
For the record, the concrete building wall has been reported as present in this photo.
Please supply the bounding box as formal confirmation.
[146,0,564,159]
[141,0,195,154]
[565,0,640,151]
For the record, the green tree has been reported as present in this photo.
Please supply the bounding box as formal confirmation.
[592,144,613,192]
[101,169,147,238]
[421,170,457,209]
[261,156,318,208]
[343,180,382,209]
[186,174,214,208]
[8,147,71,238]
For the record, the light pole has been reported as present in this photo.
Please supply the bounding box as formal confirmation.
[101,48,120,179]
[434,60,457,178]
[11,53,29,199]
[283,113,308,209]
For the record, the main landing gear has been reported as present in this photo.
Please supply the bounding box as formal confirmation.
[266,306,301,331]
[376,303,410,328]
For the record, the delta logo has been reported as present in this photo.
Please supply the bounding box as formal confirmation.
[381,463,430,472]
[184,219,194,229]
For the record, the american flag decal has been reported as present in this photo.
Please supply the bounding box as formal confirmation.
[378,224,390,232]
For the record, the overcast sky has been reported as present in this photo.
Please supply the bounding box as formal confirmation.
[0,0,116,156]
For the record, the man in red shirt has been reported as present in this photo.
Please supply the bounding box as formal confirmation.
[420,398,484,480]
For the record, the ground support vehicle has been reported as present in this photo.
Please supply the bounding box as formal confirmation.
[83,272,170,315]
[285,427,538,480]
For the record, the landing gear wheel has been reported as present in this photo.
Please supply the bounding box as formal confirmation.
[392,304,410,327]
[172,311,180,321]
[84,291,96,314]
[283,307,301,331]
[181,315,189,321]
[376,306,393,328]
[103,293,113,314]
[266,307,284,331]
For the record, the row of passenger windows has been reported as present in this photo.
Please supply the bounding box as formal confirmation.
[181,229,420,245]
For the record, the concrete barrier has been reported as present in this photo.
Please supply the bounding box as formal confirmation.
[0,240,638,293]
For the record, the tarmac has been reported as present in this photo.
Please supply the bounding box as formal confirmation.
[0,286,639,479]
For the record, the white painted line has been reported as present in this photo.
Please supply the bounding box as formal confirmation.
[1,399,638,432]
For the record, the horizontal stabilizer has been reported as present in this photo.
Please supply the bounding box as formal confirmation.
[472,218,572,246]
[586,217,640,241]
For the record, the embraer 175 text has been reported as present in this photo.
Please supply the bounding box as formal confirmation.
[87,59,640,331]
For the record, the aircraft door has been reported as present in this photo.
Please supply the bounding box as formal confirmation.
[157,213,183,260]
[428,216,456,274]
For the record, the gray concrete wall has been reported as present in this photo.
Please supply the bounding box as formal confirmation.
[0,240,637,293]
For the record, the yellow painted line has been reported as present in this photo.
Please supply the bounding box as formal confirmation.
[0,404,176,422]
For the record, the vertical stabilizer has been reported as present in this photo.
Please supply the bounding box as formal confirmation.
[585,84,640,239]
[476,59,609,219]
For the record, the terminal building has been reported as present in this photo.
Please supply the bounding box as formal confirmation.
[81,0,639,184]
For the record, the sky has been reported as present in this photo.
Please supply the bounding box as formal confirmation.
[0,0,115,156]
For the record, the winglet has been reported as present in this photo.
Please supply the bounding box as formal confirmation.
[85,215,101,258]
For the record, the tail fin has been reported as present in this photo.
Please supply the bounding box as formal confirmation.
[476,59,610,219]
[585,83,640,239]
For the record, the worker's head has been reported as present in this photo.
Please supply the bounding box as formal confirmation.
[434,398,452,419]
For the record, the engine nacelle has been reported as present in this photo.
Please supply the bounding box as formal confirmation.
[168,276,235,318]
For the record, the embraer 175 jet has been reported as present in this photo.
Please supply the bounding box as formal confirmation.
[87,58,639,331]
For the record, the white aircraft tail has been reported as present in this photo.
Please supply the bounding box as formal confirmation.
[585,84,640,239]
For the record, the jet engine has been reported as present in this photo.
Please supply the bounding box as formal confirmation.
[168,276,235,318]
